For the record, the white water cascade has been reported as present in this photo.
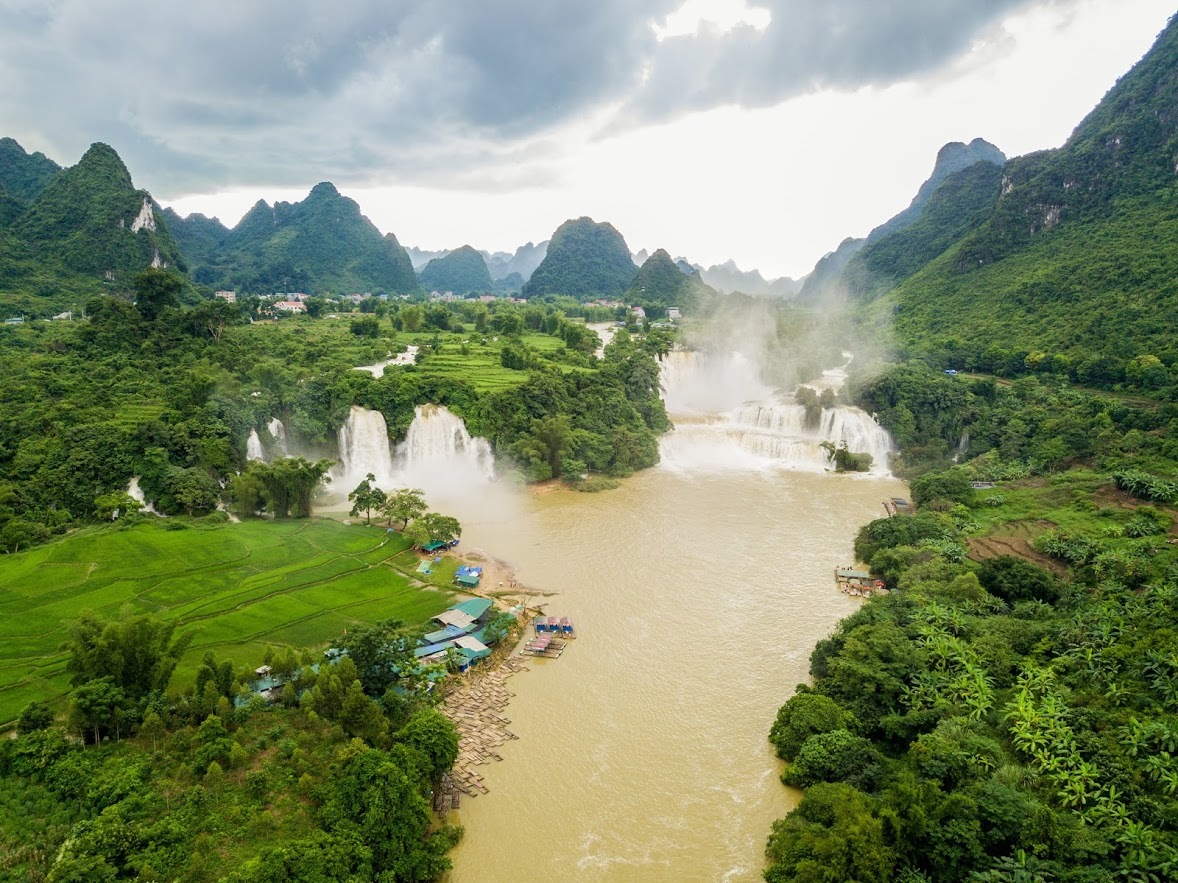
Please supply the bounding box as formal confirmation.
[658,350,894,473]
[246,429,265,461]
[267,418,289,456]
[336,406,397,490]
[393,404,496,492]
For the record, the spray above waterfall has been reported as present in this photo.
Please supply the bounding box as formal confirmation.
[658,350,894,474]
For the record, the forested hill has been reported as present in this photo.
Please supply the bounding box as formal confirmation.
[0,141,188,316]
[625,248,713,308]
[419,245,493,294]
[166,182,419,295]
[0,137,61,201]
[522,216,637,299]
[799,138,1005,303]
[856,15,1178,376]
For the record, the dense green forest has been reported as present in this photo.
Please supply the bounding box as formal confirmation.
[0,607,466,882]
[418,245,493,294]
[764,359,1178,881]
[521,216,638,300]
[165,183,419,296]
[0,269,669,551]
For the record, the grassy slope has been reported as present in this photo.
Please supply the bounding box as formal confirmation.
[0,518,456,724]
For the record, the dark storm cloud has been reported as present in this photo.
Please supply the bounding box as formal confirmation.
[0,0,1052,195]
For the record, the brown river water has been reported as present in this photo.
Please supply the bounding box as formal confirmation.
[443,465,904,882]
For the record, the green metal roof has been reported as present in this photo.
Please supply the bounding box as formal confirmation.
[451,597,493,619]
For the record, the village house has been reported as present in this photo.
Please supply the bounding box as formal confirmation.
[214,291,237,303]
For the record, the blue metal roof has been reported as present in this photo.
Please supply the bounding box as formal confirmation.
[413,640,455,658]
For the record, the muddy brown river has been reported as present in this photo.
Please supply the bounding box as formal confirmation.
[444,465,904,881]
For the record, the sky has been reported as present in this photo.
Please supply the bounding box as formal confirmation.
[1,0,1174,279]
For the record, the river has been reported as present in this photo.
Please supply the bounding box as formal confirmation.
[444,465,904,881]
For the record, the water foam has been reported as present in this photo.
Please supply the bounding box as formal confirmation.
[658,350,893,474]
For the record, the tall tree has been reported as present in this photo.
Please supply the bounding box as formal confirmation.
[348,473,387,525]
[382,487,426,529]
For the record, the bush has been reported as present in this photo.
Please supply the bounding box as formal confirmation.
[782,729,883,790]
[770,692,855,761]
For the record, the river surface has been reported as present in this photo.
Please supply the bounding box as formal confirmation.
[444,465,904,882]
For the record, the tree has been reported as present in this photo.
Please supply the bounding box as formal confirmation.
[93,491,142,521]
[64,612,194,700]
[770,692,855,761]
[348,473,387,525]
[350,316,381,338]
[139,709,165,751]
[403,512,461,549]
[382,487,426,529]
[133,268,184,322]
[69,677,128,744]
[17,700,54,734]
[397,708,459,781]
[339,619,415,696]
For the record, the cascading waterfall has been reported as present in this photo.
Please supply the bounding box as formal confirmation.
[658,350,894,474]
[336,406,396,489]
[246,429,265,461]
[267,418,288,456]
[394,404,496,490]
[332,404,496,507]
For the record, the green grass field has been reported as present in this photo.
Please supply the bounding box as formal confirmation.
[0,518,456,725]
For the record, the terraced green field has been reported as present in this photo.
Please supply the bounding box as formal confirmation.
[0,518,456,724]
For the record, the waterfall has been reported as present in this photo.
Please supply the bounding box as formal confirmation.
[394,404,495,489]
[246,429,265,461]
[336,406,396,490]
[267,418,288,456]
[658,351,894,474]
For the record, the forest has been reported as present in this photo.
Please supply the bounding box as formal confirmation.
[0,269,670,552]
[763,360,1178,882]
[0,609,466,882]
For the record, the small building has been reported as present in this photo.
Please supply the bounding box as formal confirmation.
[629,306,646,320]
[215,291,237,303]
[666,307,681,320]
[450,597,494,622]
[4,317,24,325]
[274,300,307,313]
[254,664,272,678]
[434,609,477,631]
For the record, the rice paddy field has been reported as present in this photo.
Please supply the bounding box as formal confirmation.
[0,517,456,725]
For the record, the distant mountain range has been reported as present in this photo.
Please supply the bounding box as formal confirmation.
[406,241,549,288]
[163,182,417,295]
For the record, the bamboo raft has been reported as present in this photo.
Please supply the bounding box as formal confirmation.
[437,656,530,803]
[521,633,566,658]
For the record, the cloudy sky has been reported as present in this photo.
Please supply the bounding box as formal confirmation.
[1,0,1173,278]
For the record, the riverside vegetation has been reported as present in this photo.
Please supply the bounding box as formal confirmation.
[763,16,1178,882]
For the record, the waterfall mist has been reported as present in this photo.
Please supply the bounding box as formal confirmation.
[331,404,522,536]
[658,350,894,474]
